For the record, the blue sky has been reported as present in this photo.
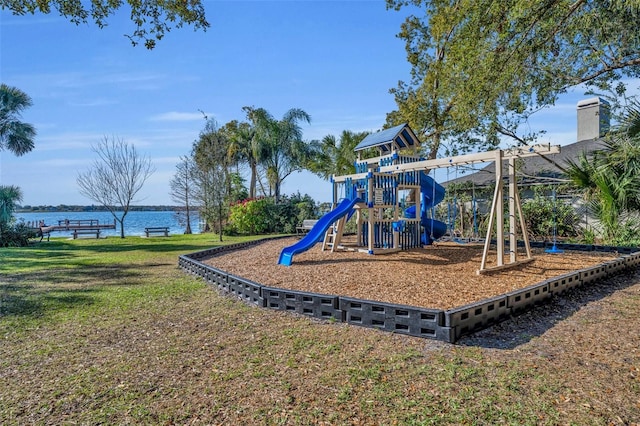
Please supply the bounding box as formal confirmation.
[0,1,621,206]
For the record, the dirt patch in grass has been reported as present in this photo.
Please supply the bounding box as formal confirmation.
[203,237,617,310]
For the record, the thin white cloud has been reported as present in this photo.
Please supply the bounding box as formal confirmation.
[301,113,388,140]
[9,70,166,91]
[35,158,93,168]
[58,71,165,89]
[36,132,105,151]
[153,156,184,166]
[149,111,211,122]
[68,98,118,107]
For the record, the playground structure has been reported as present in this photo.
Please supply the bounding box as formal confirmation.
[279,123,560,273]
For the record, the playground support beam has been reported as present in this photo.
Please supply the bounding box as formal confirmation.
[509,157,517,263]
[480,150,504,271]
[478,152,536,274]
[512,158,533,261]
[332,172,370,184]
[377,144,560,173]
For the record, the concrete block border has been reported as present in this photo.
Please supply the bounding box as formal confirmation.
[179,237,639,343]
[506,281,552,315]
[263,286,342,320]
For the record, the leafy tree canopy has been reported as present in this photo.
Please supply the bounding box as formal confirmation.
[306,130,369,180]
[386,0,640,158]
[2,0,210,49]
[0,83,36,156]
[566,100,640,240]
[244,107,312,202]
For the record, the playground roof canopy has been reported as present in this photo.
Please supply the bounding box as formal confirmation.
[354,123,420,154]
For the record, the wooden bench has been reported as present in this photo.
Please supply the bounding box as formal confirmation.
[38,228,51,242]
[296,220,319,235]
[145,226,169,237]
[27,227,50,242]
[73,229,100,239]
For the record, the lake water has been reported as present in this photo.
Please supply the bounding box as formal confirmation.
[15,210,201,237]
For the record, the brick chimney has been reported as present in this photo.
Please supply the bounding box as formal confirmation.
[577,97,610,141]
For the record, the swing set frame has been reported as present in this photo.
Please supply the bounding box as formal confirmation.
[375,144,561,273]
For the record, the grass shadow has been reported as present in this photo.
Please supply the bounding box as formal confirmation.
[1,264,147,319]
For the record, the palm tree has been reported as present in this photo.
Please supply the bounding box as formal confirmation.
[306,130,369,180]
[224,118,261,199]
[566,100,640,240]
[0,84,36,156]
[0,185,23,229]
[245,107,312,202]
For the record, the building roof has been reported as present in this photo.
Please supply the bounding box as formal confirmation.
[354,123,420,154]
[442,138,605,188]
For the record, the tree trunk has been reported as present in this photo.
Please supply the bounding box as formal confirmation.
[184,205,192,234]
[249,162,257,199]
[217,203,223,242]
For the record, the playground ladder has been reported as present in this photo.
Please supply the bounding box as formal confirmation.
[322,216,346,252]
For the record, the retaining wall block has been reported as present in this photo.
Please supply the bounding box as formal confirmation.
[339,297,447,340]
[192,262,203,277]
[627,251,640,268]
[553,242,594,252]
[547,271,582,295]
[593,245,619,253]
[182,260,198,276]
[191,262,206,278]
[185,236,290,262]
[437,327,457,343]
[529,241,546,249]
[187,246,227,260]
[506,281,552,315]
[178,256,192,273]
[262,287,342,320]
[444,295,509,340]
[623,252,640,268]
[617,246,639,255]
[204,265,228,288]
[604,257,627,276]
[227,274,264,306]
[579,264,609,286]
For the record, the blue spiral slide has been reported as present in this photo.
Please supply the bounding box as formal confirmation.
[405,172,447,245]
[278,197,361,266]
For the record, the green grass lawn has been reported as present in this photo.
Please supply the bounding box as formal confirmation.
[1,235,639,425]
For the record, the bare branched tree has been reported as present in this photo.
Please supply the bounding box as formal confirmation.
[192,119,236,241]
[77,136,155,238]
[170,155,198,234]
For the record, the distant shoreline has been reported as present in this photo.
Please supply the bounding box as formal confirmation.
[16,205,190,213]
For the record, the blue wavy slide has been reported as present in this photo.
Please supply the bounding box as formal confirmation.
[278,197,361,266]
[405,172,447,245]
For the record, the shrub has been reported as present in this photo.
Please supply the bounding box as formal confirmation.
[227,193,318,235]
[521,193,579,240]
[0,222,37,247]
